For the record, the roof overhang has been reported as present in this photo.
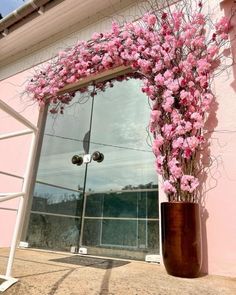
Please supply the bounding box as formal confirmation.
[0,0,137,68]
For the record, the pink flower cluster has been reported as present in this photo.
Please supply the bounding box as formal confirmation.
[25,1,230,201]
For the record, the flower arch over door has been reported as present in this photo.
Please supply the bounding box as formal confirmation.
[26,1,230,202]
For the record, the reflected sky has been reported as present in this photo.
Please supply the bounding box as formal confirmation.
[0,0,29,17]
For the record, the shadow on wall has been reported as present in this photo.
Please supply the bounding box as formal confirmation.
[222,0,236,91]
[197,97,219,274]
[197,0,236,275]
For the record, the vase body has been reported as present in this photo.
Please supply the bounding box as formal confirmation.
[161,202,202,278]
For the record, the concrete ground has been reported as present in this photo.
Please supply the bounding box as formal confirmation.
[0,248,235,295]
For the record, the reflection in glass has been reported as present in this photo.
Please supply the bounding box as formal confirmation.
[83,190,159,253]
[32,182,83,216]
[85,191,159,219]
[36,97,92,190]
[82,219,102,247]
[101,220,137,247]
[27,94,91,249]
[27,214,81,251]
[86,79,157,192]
[82,218,159,252]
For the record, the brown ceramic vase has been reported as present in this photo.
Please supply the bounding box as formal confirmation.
[161,202,202,278]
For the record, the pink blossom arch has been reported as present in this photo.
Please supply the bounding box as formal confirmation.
[26,4,230,201]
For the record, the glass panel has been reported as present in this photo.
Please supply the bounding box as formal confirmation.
[82,219,102,247]
[83,219,137,248]
[138,219,147,249]
[103,192,137,218]
[32,182,83,216]
[138,191,159,219]
[147,220,159,251]
[85,79,157,193]
[101,220,137,247]
[26,213,81,251]
[84,193,103,217]
[137,220,159,251]
[84,192,139,218]
[82,219,159,251]
[85,191,158,219]
[37,96,92,191]
[27,92,92,250]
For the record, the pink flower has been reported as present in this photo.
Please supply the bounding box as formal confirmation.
[165,79,180,92]
[162,95,174,112]
[137,59,152,73]
[187,53,197,66]
[171,110,181,124]
[162,124,174,139]
[192,13,205,25]
[188,81,195,88]
[207,45,219,58]
[202,93,213,110]
[172,137,184,149]
[125,38,133,46]
[102,54,113,68]
[168,158,182,178]
[149,110,161,132]
[197,59,211,75]
[154,73,165,86]
[111,22,120,36]
[175,121,192,135]
[183,136,200,152]
[163,180,176,194]
[172,12,183,30]
[147,14,157,26]
[92,55,101,64]
[163,70,173,80]
[66,75,76,84]
[155,134,164,146]
[180,90,194,105]
[191,112,204,129]
[152,135,164,155]
[215,17,230,34]
[155,155,165,174]
[191,36,205,48]
[181,175,199,193]
[154,60,164,72]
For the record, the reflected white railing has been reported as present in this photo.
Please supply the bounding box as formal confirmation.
[0,99,38,292]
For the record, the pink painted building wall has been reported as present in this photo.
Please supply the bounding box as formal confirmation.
[0,0,236,277]
[0,71,40,246]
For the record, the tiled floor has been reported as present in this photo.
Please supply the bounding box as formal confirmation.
[0,248,235,295]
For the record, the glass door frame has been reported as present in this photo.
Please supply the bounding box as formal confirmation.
[21,66,162,261]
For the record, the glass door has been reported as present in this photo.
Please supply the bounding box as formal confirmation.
[81,79,159,259]
[26,78,159,260]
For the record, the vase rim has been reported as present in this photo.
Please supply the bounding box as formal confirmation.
[161,201,199,205]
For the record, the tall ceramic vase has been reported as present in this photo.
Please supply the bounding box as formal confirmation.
[161,202,202,278]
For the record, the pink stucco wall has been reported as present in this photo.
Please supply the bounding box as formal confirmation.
[0,71,40,246]
[202,70,236,276]
[0,0,236,277]
[204,0,236,277]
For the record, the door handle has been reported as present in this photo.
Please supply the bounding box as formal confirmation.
[71,155,83,166]
[92,151,104,163]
